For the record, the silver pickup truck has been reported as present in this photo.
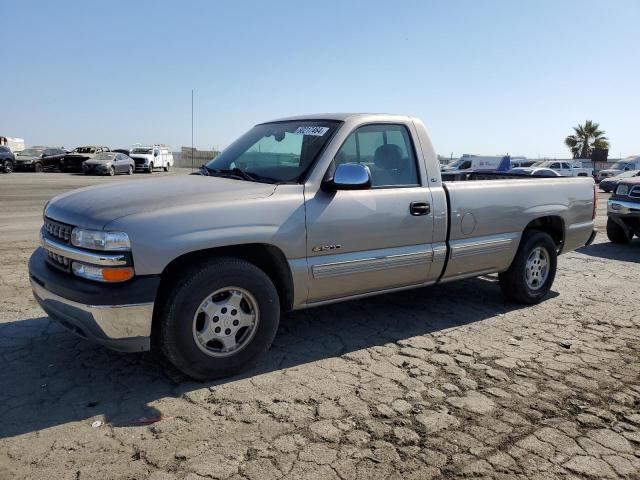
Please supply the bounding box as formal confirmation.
[29,114,597,380]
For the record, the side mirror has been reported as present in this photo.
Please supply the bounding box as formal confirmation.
[323,163,372,192]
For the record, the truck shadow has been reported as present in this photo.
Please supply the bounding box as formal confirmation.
[0,276,554,439]
[576,239,640,263]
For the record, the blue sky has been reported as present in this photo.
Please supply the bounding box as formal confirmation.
[1,0,638,158]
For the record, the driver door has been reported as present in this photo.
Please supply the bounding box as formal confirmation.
[304,123,435,303]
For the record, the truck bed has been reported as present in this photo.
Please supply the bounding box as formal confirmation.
[438,176,595,282]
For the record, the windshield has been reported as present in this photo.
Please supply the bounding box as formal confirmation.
[93,153,115,161]
[446,158,466,169]
[613,170,639,178]
[17,148,44,156]
[73,147,96,154]
[205,120,340,183]
[131,148,153,154]
[610,162,632,170]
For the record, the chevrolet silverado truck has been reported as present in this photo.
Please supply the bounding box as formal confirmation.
[29,114,597,380]
[607,176,640,244]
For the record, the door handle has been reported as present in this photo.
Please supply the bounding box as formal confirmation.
[410,201,431,216]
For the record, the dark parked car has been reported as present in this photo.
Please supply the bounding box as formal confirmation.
[113,148,131,156]
[0,145,15,173]
[599,170,640,193]
[61,146,110,172]
[82,152,135,176]
[14,147,67,172]
[607,177,640,244]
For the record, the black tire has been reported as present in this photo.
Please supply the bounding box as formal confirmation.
[148,162,154,173]
[127,165,133,175]
[108,166,115,176]
[34,162,44,173]
[158,258,280,380]
[164,165,169,172]
[2,159,13,174]
[499,230,557,304]
[606,218,631,244]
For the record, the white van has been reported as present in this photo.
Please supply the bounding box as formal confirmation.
[129,145,174,173]
[0,136,25,153]
[442,154,506,171]
[597,156,640,181]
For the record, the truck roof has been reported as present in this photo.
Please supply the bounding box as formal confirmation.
[264,113,412,123]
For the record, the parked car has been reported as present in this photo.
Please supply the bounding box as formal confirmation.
[29,113,597,380]
[0,145,15,173]
[14,147,67,172]
[597,157,640,182]
[509,167,562,177]
[607,177,640,244]
[599,170,640,193]
[82,152,135,176]
[113,148,131,156]
[61,146,111,172]
[534,160,592,177]
[129,145,174,173]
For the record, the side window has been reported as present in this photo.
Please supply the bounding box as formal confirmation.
[334,124,419,187]
[153,149,160,157]
[550,162,560,169]
[561,162,571,169]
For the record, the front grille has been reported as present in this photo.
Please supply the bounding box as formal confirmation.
[630,186,640,199]
[133,157,146,165]
[44,218,73,243]
[46,249,71,272]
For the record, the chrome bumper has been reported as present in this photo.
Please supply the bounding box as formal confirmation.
[608,199,640,216]
[30,278,153,352]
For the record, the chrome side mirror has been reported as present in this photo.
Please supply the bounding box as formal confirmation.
[323,163,372,192]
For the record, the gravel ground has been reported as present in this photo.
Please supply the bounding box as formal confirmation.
[0,172,639,480]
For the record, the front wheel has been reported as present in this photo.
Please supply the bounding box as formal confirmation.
[164,164,169,172]
[108,166,115,176]
[34,162,44,173]
[127,165,133,175]
[158,258,280,380]
[147,162,154,173]
[2,159,13,174]
[499,230,557,304]
[606,218,631,244]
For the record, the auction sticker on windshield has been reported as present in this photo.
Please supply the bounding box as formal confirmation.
[294,126,329,136]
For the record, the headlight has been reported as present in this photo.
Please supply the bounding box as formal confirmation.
[616,184,629,196]
[71,228,131,251]
[72,262,134,282]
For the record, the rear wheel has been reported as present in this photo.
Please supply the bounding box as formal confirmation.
[164,164,169,172]
[499,230,557,304]
[606,218,631,244]
[34,162,44,173]
[158,258,280,380]
[2,159,13,174]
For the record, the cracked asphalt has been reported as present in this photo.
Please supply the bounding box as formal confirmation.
[1,172,639,480]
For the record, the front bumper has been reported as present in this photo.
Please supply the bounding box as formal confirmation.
[608,199,640,217]
[29,248,159,352]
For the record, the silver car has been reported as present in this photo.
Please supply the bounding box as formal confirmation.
[82,152,135,176]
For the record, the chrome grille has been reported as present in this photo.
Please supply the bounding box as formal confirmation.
[45,249,71,271]
[44,218,73,243]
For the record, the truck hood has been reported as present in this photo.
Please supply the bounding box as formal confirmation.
[45,175,277,230]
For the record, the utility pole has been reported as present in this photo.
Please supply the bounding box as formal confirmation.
[191,89,194,172]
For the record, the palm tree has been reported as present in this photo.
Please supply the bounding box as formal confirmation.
[564,120,609,159]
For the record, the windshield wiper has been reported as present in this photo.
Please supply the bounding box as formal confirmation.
[202,166,280,184]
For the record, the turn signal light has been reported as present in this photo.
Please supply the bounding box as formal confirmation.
[72,262,134,283]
